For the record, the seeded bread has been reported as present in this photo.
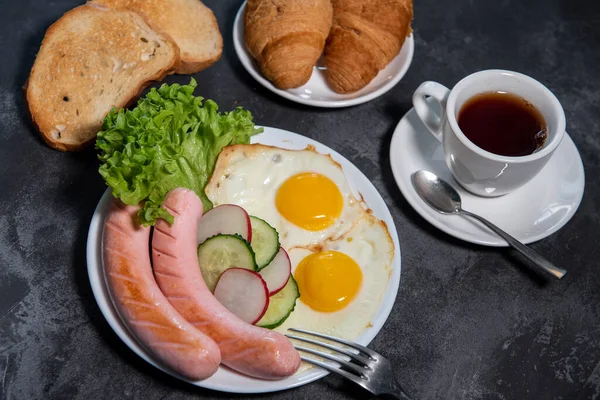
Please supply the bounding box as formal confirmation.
[26,4,180,151]
[91,0,223,74]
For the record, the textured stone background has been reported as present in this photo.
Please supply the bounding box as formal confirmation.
[1,0,599,399]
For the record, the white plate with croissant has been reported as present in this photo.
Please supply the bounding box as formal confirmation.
[234,0,415,108]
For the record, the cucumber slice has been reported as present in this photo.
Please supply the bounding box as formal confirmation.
[256,275,300,329]
[249,216,280,271]
[197,234,257,292]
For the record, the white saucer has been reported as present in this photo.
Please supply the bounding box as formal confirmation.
[233,1,414,108]
[389,105,585,247]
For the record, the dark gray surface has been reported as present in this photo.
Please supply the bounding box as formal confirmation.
[1,0,599,399]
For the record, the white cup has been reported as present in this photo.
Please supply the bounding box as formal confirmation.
[412,69,566,197]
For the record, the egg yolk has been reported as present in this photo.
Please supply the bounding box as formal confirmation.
[294,250,362,312]
[276,173,343,231]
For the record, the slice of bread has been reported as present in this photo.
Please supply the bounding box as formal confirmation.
[26,4,180,151]
[90,0,223,74]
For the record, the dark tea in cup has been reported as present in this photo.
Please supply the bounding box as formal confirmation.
[457,91,547,157]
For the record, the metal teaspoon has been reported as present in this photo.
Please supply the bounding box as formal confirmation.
[411,170,567,279]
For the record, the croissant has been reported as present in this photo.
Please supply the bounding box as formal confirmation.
[244,0,333,90]
[324,0,413,94]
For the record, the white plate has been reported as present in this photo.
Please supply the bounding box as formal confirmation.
[86,126,402,393]
[233,2,414,108]
[389,104,585,246]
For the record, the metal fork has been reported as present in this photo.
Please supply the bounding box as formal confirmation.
[286,328,413,400]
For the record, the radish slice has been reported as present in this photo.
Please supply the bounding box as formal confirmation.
[259,247,291,295]
[197,204,251,245]
[213,268,269,324]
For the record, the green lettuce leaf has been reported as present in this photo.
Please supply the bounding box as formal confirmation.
[96,78,262,226]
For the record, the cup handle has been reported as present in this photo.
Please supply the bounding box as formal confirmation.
[412,81,451,142]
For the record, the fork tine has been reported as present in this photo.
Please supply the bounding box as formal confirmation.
[294,345,367,375]
[285,334,372,366]
[299,356,368,390]
[288,328,377,358]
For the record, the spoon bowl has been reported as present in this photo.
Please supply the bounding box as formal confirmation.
[411,171,461,214]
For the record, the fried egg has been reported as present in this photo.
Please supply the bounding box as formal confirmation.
[275,212,394,340]
[205,144,367,249]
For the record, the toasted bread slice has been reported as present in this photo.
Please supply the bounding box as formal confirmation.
[90,0,223,74]
[26,4,179,151]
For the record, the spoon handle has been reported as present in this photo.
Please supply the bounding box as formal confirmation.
[459,209,567,279]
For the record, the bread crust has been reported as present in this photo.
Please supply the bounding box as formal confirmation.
[26,4,180,151]
[174,53,222,75]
